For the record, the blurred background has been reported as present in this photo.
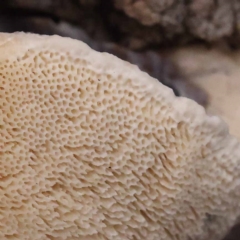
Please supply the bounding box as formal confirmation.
[1,1,240,239]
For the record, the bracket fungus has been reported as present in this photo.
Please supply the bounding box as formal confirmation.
[1,32,240,240]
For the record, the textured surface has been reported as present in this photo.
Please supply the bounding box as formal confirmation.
[114,0,233,38]
[1,33,240,240]
[0,15,209,106]
[113,0,236,49]
[92,42,208,106]
[167,45,240,240]
[114,0,183,26]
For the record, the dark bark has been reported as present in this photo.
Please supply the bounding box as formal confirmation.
[0,0,240,49]
[0,0,240,50]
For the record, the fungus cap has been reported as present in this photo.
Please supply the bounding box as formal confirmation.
[1,32,240,240]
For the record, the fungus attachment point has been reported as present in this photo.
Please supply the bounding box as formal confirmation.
[1,32,240,240]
